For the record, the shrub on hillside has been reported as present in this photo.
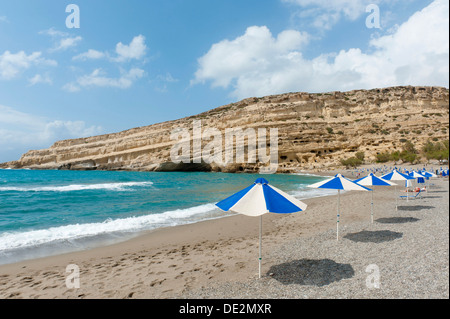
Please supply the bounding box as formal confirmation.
[340,157,363,168]
[423,140,449,161]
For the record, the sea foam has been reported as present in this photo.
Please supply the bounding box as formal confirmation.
[0,181,153,192]
[0,203,217,252]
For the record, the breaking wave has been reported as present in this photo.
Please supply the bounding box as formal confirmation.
[0,181,154,192]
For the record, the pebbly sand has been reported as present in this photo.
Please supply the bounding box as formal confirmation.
[0,168,448,299]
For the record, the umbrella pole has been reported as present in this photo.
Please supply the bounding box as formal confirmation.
[395,184,398,211]
[406,180,409,202]
[337,189,340,241]
[259,215,262,279]
[371,190,374,224]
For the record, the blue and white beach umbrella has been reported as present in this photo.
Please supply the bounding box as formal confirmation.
[421,170,437,178]
[420,170,438,190]
[409,171,428,191]
[409,171,427,179]
[381,169,414,182]
[354,173,396,224]
[216,178,307,278]
[381,169,415,207]
[308,174,371,240]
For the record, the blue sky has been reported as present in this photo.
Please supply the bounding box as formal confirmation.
[0,0,448,162]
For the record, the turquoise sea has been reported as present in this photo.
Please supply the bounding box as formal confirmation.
[0,169,331,265]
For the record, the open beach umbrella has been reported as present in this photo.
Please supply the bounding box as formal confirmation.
[421,170,437,178]
[308,174,371,240]
[421,170,437,190]
[381,169,415,208]
[409,171,427,191]
[409,171,427,179]
[354,173,396,224]
[215,177,307,279]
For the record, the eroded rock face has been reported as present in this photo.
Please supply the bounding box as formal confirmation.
[1,86,448,173]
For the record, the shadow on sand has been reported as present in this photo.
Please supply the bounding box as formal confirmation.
[376,217,420,224]
[268,259,354,286]
[343,230,403,243]
[397,205,435,211]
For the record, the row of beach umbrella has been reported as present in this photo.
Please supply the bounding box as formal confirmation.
[215,168,441,278]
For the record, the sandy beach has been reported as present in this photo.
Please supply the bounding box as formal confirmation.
[0,167,448,299]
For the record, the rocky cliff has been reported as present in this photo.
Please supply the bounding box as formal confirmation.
[1,86,449,173]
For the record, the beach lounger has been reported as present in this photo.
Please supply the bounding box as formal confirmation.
[399,189,422,200]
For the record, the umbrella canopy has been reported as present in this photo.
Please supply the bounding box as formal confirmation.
[216,177,307,216]
[421,170,437,178]
[354,173,396,186]
[420,170,438,190]
[354,173,395,223]
[381,169,415,206]
[308,174,371,240]
[216,178,307,278]
[380,169,415,181]
[409,171,427,179]
[308,174,372,191]
[409,171,428,189]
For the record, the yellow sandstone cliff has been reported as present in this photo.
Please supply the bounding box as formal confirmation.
[1,86,448,173]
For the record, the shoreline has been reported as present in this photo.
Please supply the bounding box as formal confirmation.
[0,187,361,298]
[0,170,334,267]
[0,166,448,298]
[0,165,400,266]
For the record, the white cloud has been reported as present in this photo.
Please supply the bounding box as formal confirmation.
[62,82,81,93]
[28,73,53,86]
[65,35,148,91]
[72,35,147,63]
[193,26,309,89]
[153,72,180,93]
[39,28,82,52]
[72,49,106,61]
[77,68,144,88]
[50,36,83,52]
[284,0,384,30]
[42,120,103,143]
[114,35,147,62]
[0,50,57,80]
[285,0,371,19]
[64,67,145,92]
[193,0,449,99]
[0,16,8,23]
[39,27,68,38]
[67,35,148,91]
[157,72,179,83]
[0,104,44,129]
[0,104,103,161]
